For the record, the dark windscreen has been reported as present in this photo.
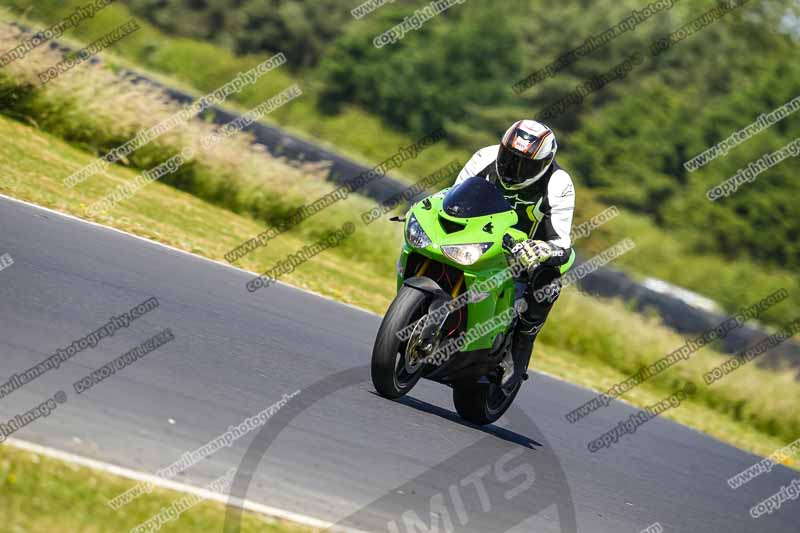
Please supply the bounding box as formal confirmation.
[443,176,512,218]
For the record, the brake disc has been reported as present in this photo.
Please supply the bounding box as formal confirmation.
[403,318,429,373]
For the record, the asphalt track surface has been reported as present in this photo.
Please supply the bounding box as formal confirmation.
[0,195,797,532]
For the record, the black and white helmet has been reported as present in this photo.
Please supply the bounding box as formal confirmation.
[496,120,557,190]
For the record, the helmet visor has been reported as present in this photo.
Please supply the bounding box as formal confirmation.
[496,143,553,185]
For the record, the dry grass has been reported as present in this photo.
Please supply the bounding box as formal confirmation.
[0,21,334,205]
[545,289,800,448]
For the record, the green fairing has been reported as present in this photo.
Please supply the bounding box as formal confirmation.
[396,189,531,353]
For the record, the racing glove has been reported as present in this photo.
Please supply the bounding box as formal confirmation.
[511,239,554,271]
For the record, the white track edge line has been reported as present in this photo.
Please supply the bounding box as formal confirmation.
[3,437,370,533]
[0,193,378,318]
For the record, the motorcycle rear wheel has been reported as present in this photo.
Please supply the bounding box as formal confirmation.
[453,380,521,425]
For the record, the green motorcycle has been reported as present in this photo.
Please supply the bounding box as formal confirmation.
[371,177,565,424]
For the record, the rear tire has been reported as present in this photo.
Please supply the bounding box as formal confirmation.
[371,287,429,399]
[453,381,521,425]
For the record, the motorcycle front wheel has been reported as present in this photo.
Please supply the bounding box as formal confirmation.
[371,286,430,399]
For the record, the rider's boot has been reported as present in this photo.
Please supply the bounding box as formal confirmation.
[500,267,559,388]
[500,323,538,388]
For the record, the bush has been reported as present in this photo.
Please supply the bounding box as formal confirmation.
[122,0,355,67]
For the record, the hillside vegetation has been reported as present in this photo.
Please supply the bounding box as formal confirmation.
[115,0,800,269]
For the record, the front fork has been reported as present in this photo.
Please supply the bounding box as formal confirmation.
[412,259,464,356]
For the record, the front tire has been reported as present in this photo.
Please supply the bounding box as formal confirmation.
[371,286,429,399]
[453,381,521,425]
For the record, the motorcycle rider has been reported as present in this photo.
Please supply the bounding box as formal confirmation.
[455,119,575,387]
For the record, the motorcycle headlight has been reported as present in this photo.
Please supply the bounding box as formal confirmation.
[442,243,493,265]
[406,213,432,248]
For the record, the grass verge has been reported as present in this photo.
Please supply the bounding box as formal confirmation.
[0,443,312,533]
